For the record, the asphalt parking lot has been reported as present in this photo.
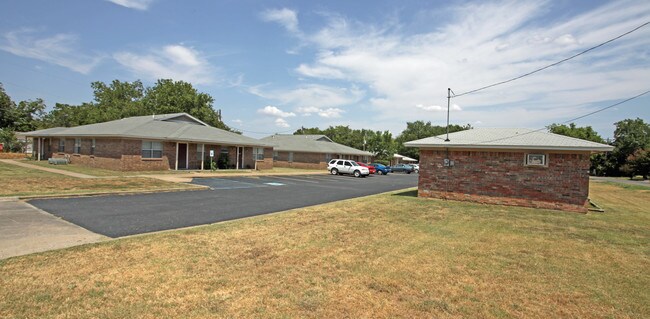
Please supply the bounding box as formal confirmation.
[29,173,418,238]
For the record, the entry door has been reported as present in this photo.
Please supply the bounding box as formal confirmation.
[178,143,188,169]
[237,147,244,169]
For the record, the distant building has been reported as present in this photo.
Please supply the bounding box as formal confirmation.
[25,113,273,171]
[261,134,373,169]
[405,128,613,212]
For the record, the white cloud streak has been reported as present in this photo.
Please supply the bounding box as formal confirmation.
[0,29,104,74]
[260,8,300,34]
[257,105,296,118]
[106,0,154,11]
[114,44,215,85]
[262,0,650,131]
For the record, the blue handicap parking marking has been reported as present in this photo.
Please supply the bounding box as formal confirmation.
[191,178,266,190]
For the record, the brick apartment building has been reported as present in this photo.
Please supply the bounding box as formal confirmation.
[25,113,273,171]
[261,134,373,169]
[405,128,613,212]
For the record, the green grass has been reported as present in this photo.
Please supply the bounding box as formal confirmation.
[0,182,648,318]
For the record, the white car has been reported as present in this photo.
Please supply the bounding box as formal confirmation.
[412,164,419,173]
[327,159,370,177]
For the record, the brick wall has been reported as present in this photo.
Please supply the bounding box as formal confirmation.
[417,149,591,212]
[274,151,328,169]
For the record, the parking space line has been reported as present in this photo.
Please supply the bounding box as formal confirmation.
[267,176,320,184]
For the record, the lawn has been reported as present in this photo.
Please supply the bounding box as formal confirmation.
[0,182,648,318]
[0,162,201,197]
[24,160,324,177]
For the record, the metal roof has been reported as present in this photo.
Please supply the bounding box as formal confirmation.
[261,134,373,156]
[404,128,614,152]
[23,113,270,147]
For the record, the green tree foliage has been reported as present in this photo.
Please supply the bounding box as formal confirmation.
[37,79,232,131]
[620,149,650,178]
[0,84,46,152]
[547,123,605,143]
[142,79,230,130]
[612,118,650,177]
[293,126,396,161]
[395,121,471,160]
[0,83,16,129]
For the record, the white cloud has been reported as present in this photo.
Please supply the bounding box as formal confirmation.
[257,105,296,118]
[275,118,290,128]
[0,29,103,74]
[260,8,299,33]
[232,119,243,125]
[114,44,215,85]
[249,84,364,109]
[107,0,154,10]
[296,106,344,118]
[267,0,650,131]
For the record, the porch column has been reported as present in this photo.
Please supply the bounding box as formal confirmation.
[37,138,41,161]
[236,146,240,170]
[175,142,179,170]
[200,144,205,170]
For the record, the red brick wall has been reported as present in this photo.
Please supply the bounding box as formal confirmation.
[417,149,591,212]
[274,151,328,169]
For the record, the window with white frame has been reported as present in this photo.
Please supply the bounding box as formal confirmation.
[74,138,81,154]
[273,151,278,161]
[196,143,204,160]
[253,147,264,160]
[288,152,294,162]
[141,141,163,158]
[58,139,65,152]
[525,153,547,166]
[90,139,96,155]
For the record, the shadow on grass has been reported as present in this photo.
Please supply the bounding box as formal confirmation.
[392,190,418,197]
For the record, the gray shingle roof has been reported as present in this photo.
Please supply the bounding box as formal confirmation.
[24,113,270,147]
[404,128,614,152]
[261,134,373,156]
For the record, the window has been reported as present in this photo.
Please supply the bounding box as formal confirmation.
[273,151,278,161]
[288,152,294,162]
[197,143,204,160]
[337,160,344,165]
[325,153,332,162]
[525,153,546,166]
[141,141,163,158]
[90,139,96,155]
[58,139,65,152]
[253,147,264,161]
[74,138,81,154]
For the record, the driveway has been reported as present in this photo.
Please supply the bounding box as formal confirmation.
[29,174,418,238]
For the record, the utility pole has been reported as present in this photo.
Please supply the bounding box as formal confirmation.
[445,88,451,142]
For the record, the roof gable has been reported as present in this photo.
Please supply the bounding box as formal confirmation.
[261,134,371,156]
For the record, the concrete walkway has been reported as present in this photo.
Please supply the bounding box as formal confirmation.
[0,159,95,178]
[0,198,107,259]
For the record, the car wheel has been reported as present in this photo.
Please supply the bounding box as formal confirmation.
[377,170,383,175]
[415,169,419,173]
[354,170,361,178]
[407,171,411,174]
[331,168,338,175]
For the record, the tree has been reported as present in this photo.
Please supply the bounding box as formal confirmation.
[395,121,471,160]
[142,79,231,131]
[622,149,650,178]
[0,83,16,129]
[91,80,145,121]
[547,123,605,143]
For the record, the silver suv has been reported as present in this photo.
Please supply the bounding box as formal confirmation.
[327,159,370,177]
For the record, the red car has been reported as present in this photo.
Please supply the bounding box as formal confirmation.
[357,162,376,174]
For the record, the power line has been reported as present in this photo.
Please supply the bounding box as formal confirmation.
[472,89,650,145]
[452,21,650,98]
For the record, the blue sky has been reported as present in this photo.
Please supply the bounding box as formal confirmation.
[1,0,648,139]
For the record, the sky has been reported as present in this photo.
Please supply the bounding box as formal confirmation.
[0,0,648,140]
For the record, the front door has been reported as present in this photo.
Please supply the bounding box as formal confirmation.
[178,143,188,169]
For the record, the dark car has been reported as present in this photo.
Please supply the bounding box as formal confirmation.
[370,163,391,175]
[391,163,414,174]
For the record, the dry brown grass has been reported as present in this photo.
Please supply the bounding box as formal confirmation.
[0,182,648,318]
[0,162,200,197]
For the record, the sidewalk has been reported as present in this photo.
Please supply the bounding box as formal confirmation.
[0,159,95,179]
[0,198,107,259]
